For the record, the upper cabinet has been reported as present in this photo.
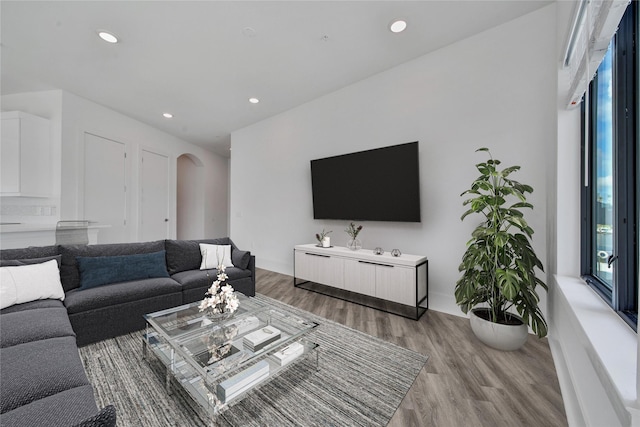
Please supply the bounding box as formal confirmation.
[1,111,52,197]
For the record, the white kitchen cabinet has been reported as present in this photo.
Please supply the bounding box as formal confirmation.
[294,244,428,319]
[1,111,52,197]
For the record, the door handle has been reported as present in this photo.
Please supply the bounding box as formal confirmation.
[164,219,169,222]
[607,254,618,268]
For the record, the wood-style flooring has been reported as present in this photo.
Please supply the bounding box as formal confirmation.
[256,268,568,427]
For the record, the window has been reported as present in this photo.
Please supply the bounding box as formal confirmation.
[581,1,638,330]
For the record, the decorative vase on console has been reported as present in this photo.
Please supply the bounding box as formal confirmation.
[345,222,363,251]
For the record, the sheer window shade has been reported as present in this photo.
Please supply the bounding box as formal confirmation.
[565,0,630,108]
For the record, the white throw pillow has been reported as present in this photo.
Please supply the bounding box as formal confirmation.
[199,244,234,270]
[0,259,65,310]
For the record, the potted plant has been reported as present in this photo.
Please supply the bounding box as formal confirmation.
[455,148,548,351]
[315,229,332,247]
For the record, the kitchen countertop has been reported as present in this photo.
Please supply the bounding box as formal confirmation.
[0,223,111,233]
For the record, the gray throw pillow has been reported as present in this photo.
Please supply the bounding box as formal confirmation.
[232,249,251,270]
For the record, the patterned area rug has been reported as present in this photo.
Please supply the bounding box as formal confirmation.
[78,294,428,426]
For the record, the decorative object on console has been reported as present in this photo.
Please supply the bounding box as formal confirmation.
[455,147,548,351]
[373,247,384,255]
[345,222,363,251]
[315,229,332,248]
[391,249,402,257]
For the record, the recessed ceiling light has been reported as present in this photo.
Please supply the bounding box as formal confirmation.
[162,113,173,119]
[389,19,407,33]
[97,30,119,44]
[242,27,257,38]
[249,98,260,104]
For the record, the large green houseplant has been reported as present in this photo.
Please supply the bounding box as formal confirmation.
[455,148,548,350]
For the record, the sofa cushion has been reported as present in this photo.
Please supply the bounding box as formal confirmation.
[0,336,90,414]
[199,243,233,269]
[171,267,252,291]
[77,250,169,290]
[73,404,117,427]
[0,299,64,315]
[0,385,99,427]
[0,254,62,268]
[0,259,65,310]
[68,292,182,346]
[0,246,59,262]
[64,277,182,315]
[165,238,230,275]
[60,241,165,292]
[0,307,75,348]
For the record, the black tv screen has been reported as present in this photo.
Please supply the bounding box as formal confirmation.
[310,142,421,222]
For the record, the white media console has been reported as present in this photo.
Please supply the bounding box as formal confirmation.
[293,244,428,319]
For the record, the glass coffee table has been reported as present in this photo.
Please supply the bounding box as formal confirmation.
[143,293,319,423]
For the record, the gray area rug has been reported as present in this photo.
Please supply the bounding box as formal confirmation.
[79,294,428,426]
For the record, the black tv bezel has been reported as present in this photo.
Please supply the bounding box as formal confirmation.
[310,141,421,223]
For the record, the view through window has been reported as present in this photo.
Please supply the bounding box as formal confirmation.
[593,43,614,290]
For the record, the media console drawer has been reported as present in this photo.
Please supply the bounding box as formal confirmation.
[294,250,344,288]
[293,244,428,320]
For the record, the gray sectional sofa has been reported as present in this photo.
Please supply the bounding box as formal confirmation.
[0,237,254,427]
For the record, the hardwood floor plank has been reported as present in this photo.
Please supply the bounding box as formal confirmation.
[255,268,568,426]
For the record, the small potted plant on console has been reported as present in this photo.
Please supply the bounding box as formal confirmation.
[315,229,332,247]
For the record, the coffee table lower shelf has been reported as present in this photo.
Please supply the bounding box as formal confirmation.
[143,333,319,424]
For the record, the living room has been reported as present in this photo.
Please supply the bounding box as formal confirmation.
[1,1,638,426]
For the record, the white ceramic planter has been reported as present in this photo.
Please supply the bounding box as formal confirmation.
[469,308,528,351]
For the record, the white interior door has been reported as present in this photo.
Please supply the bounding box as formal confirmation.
[84,133,127,243]
[140,149,170,241]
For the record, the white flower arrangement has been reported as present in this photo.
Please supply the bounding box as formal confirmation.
[198,263,240,315]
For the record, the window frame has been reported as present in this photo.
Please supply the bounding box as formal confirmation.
[581,0,638,331]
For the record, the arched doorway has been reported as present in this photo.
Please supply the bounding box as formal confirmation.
[176,153,204,239]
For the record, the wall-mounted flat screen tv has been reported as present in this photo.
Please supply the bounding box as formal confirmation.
[310,141,420,222]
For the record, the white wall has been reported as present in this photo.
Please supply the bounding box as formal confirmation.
[177,154,205,239]
[231,5,557,316]
[60,91,229,242]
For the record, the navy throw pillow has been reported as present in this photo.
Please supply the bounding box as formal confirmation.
[77,250,169,290]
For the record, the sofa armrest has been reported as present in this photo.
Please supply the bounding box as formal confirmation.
[248,255,256,288]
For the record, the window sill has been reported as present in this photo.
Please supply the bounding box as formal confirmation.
[554,275,638,411]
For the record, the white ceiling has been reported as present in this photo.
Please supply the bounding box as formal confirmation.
[1,1,552,157]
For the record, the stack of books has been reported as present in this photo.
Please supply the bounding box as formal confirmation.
[243,326,281,352]
[271,341,304,366]
[216,360,270,403]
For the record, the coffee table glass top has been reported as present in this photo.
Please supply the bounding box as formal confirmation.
[143,293,319,415]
